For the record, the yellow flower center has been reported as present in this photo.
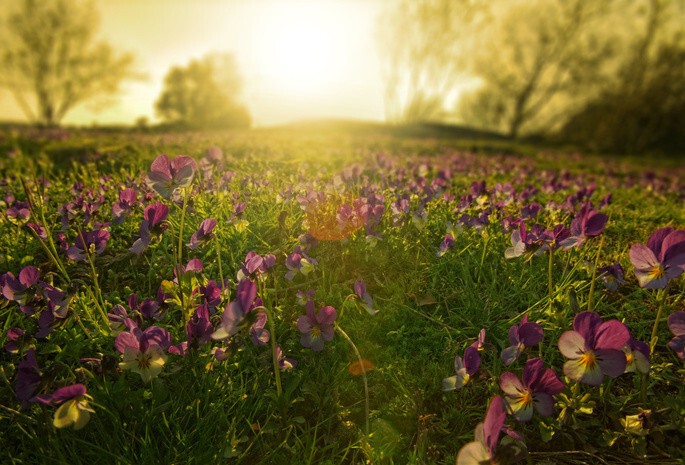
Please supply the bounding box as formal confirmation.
[138,351,152,370]
[520,389,533,407]
[311,326,322,338]
[648,264,665,279]
[580,351,597,369]
[625,352,634,365]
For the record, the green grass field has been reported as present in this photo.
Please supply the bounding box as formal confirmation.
[1,127,683,464]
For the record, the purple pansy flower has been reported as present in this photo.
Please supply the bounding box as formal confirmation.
[296,302,337,351]
[14,348,41,409]
[112,188,137,224]
[237,251,276,280]
[2,266,40,305]
[187,218,217,250]
[67,229,110,262]
[501,315,543,366]
[285,246,317,281]
[442,346,481,391]
[500,358,563,421]
[276,345,297,371]
[598,263,626,291]
[354,279,377,315]
[145,154,197,199]
[33,384,94,430]
[129,203,169,255]
[211,279,259,340]
[558,311,630,385]
[115,325,171,383]
[250,311,270,346]
[559,203,608,249]
[456,395,506,465]
[629,227,685,289]
[667,311,685,360]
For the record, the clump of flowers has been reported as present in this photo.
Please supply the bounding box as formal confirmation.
[499,358,563,421]
[558,311,630,385]
[297,301,337,351]
[629,227,685,289]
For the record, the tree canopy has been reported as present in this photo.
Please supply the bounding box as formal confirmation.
[155,53,251,130]
[0,0,135,126]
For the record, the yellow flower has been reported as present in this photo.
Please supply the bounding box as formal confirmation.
[53,394,94,430]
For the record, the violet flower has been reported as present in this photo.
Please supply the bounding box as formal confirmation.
[456,395,506,465]
[33,384,94,430]
[500,358,563,421]
[14,348,41,409]
[67,229,110,262]
[629,227,685,289]
[1,266,40,305]
[112,188,137,224]
[296,302,336,351]
[115,325,171,383]
[187,218,216,250]
[667,311,685,360]
[598,263,626,291]
[559,203,608,249]
[354,279,377,315]
[276,345,297,371]
[237,251,276,280]
[129,203,168,255]
[501,315,543,366]
[146,154,197,199]
[211,279,258,340]
[558,311,630,385]
[285,246,316,281]
[442,346,480,391]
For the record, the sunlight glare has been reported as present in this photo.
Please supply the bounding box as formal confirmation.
[253,3,349,96]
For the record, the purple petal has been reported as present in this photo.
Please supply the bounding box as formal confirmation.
[668,311,685,337]
[594,320,630,351]
[499,371,524,396]
[18,266,40,287]
[317,306,337,325]
[507,324,520,346]
[114,331,140,353]
[463,346,481,375]
[501,344,521,366]
[629,243,660,270]
[572,311,602,342]
[532,392,555,417]
[518,322,543,347]
[668,335,685,359]
[595,349,627,377]
[483,395,505,457]
[297,314,313,333]
[647,227,673,259]
[150,154,172,178]
[661,230,685,264]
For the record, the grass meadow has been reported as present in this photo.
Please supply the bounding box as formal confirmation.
[1,127,684,464]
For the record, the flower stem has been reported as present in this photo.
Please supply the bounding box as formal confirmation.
[477,232,490,283]
[649,287,668,353]
[215,238,224,290]
[336,324,370,436]
[263,306,283,398]
[177,188,189,265]
[547,247,554,312]
[587,236,605,313]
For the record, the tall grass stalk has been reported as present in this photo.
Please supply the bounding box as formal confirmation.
[587,236,605,313]
[336,324,370,436]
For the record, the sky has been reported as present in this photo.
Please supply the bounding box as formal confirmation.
[0,0,387,127]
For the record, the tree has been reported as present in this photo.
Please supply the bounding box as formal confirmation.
[375,0,489,123]
[0,0,135,126]
[456,0,616,138]
[155,53,251,129]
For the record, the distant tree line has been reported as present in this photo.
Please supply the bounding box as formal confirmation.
[377,0,685,154]
[0,0,251,130]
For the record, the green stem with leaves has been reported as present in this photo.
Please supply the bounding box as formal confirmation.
[336,324,370,436]
[263,305,283,398]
